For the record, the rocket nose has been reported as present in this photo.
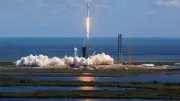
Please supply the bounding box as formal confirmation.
[87,3,90,8]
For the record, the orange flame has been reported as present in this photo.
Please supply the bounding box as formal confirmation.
[76,76,95,82]
[86,16,90,39]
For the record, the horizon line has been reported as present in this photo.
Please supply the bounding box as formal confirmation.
[1,36,180,38]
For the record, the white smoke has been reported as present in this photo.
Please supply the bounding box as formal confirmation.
[48,57,65,66]
[63,56,74,66]
[15,53,114,67]
[15,54,49,67]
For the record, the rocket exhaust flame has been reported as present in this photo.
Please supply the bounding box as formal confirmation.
[86,16,90,39]
[86,2,90,40]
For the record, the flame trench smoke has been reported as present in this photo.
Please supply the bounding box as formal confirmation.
[15,53,114,67]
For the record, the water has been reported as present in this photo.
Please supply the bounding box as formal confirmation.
[2,74,180,82]
[0,98,177,101]
[0,86,136,92]
[0,37,180,62]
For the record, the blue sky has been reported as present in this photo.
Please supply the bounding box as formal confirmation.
[0,0,180,37]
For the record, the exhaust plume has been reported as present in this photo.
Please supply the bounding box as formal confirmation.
[15,53,114,67]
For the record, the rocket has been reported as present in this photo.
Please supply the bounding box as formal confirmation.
[86,2,90,40]
[87,3,90,17]
[82,2,90,58]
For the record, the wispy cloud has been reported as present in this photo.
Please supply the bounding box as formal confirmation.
[155,0,180,8]
[148,10,157,14]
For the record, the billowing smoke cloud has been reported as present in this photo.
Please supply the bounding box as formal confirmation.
[15,53,114,67]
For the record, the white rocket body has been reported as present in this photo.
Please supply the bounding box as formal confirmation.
[83,2,90,58]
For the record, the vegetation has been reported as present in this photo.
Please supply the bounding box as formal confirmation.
[1,78,180,90]
[1,68,180,77]
[1,89,180,99]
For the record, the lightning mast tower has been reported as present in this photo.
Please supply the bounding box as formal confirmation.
[82,2,90,58]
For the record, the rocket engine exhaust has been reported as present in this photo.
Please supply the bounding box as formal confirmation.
[86,3,90,40]
[86,16,90,39]
[15,53,114,67]
[83,2,90,58]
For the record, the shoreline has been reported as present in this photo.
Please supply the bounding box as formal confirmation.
[0,61,178,69]
[0,61,180,77]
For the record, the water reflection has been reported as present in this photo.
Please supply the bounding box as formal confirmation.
[76,76,95,82]
[80,99,95,101]
[80,86,95,90]
[0,86,137,92]
[3,74,180,82]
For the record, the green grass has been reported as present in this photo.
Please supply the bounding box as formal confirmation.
[1,78,180,90]
[1,89,180,99]
[0,61,179,77]
[1,68,180,77]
